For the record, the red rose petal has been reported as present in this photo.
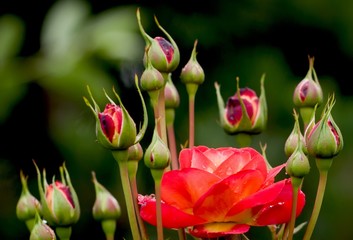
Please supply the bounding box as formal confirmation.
[253,179,306,226]
[193,170,264,221]
[138,195,206,228]
[161,168,221,210]
[225,180,286,222]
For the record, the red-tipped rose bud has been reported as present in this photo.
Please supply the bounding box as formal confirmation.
[285,110,308,158]
[293,56,323,128]
[215,74,267,135]
[306,95,343,161]
[30,212,56,240]
[16,170,42,231]
[84,84,147,150]
[137,8,180,73]
[35,162,80,227]
[144,127,170,169]
[293,56,323,108]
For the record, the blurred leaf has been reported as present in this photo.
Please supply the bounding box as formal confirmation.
[85,6,144,62]
[40,0,90,59]
[0,14,24,61]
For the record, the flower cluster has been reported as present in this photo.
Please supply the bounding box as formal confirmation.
[16,8,343,240]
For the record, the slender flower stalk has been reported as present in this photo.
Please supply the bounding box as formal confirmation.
[286,177,303,240]
[165,74,180,170]
[112,149,141,240]
[127,143,148,239]
[303,95,343,240]
[55,227,72,240]
[302,159,329,240]
[180,40,205,148]
[284,110,310,240]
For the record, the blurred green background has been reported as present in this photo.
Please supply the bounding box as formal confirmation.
[1,0,353,239]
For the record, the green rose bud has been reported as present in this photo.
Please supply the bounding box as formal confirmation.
[144,127,170,169]
[285,112,310,178]
[180,39,205,86]
[284,110,308,158]
[16,170,42,231]
[306,95,343,160]
[30,212,56,240]
[92,171,121,221]
[35,162,80,227]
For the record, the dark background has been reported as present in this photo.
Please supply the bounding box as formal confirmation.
[1,0,353,239]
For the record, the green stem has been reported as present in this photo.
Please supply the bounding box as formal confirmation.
[235,133,252,147]
[188,92,195,148]
[303,160,330,240]
[167,124,179,170]
[286,177,302,240]
[55,226,72,240]
[151,169,164,240]
[177,228,186,240]
[159,73,169,145]
[128,161,148,240]
[101,219,116,240]
[112,150,141,240]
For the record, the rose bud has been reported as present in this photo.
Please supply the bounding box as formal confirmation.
[140,47,165,107]
[164,73,180,126]
[180,39,205,86]
[293,56,323,128]
[306,95,343,162]
[84,76,148,150]
[286,131,310,179]
[35,162,80,227]
[144,127,170,170]
[293,56,323,108]
[30,212,56,240]
[284,110,308,158]
[16,170,42,231]
[215,74,267,135]
[92,171,121,220]
[137,8,180,73]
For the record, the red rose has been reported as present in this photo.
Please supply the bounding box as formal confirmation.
[139,146,305,238]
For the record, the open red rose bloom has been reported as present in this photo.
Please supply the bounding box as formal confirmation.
[138,146,305,238]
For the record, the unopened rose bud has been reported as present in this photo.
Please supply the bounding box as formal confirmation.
[164,74,180,126]
[293,56,323,128]
[286,140,310,178]
[35,162,80,227]
[180,39,205,86]
[128,142,144,162]
[84,88,137,150]
[16,170,41,231]
[144,127,170,169]
[30,213,56,240]
[140,48,165,93]
[215,74,267,135]
[293,56,323,108]
[137,8,180,73]
[306,95,343,161]
[285,110,308,158]
[92,172,121,221]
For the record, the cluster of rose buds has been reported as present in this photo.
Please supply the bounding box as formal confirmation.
[16,8,344,240]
